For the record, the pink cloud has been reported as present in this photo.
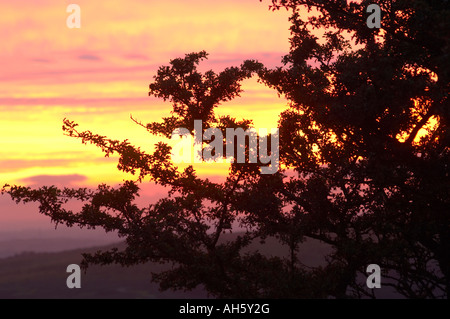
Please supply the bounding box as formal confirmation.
[18,174,88,187]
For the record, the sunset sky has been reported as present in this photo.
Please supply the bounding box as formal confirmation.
[0,0,292,230]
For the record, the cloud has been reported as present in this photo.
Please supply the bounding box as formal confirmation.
[0,97,152,107]
[30,58,52,63]
[0,156,116,174]
[19,174,88,187]
[77,54,102,61]
[0,159,76,173]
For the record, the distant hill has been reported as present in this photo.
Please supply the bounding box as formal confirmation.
[0,227,121,258]
[0,233,402,298]
[0,242,207,299]
[0,233,329,299]
[0,237,122,259]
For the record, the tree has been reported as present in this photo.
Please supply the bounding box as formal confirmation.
[260,0,449,298]
[2,0,449,298]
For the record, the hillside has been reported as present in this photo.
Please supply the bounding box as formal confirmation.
[0,233,401,299]
[0,233,328,299]
[0,242,207,299]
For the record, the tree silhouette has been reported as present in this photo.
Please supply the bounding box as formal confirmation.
[260,0,449,298]
[2,0,449,298]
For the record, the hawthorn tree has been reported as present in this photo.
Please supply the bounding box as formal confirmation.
[259,0,449,298]
[2,0,449,298]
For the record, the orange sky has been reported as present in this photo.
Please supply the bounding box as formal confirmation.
[0,1,291,230]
